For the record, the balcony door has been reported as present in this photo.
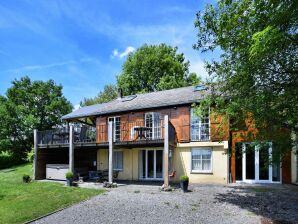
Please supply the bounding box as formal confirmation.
[145,112,161,140]
[139,149,163,180]
[108,117,121,141]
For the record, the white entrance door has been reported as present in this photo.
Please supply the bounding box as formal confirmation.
[241,143,281,183]
[139,149,163,180]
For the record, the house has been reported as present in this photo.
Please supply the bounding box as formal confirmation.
[33,85,296,185]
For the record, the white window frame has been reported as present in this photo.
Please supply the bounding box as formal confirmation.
[191,147,213,173]
[139,149,163,180]
[190,108,210,141]
[145,112,161,140]
[113,150,123,171]
[108,116,121,142]
[239,142,282,184]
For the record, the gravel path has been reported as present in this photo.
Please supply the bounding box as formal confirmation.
[32,184,298,224]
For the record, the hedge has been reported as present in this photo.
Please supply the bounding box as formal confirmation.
[0,151,25,169]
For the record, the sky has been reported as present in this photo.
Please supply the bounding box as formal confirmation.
[0,0,218,109]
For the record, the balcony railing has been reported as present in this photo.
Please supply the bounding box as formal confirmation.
[97,119,165,143]
[37,126,96,145]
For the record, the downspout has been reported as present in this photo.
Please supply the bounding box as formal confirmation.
[228,127,233,183]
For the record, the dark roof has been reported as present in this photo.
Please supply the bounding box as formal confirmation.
[62,85,211,120]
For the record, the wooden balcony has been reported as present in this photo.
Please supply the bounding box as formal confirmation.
[36,118,176,149]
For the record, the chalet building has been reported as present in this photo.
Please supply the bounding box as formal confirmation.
[33,86,297,185]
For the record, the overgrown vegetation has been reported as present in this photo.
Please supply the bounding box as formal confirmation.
[0,164,104,224]
[193,0,297,158]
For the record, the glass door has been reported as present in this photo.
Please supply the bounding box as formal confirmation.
[147,150,154,178]
[245,144,255,180]
[156,150,163,178]
[259,145,269,181]
[145,113,161,140]
[108,117,121,141]
[241,143,281,183]
[139,149,163,180]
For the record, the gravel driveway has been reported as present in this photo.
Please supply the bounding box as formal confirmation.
[32,184,298,224]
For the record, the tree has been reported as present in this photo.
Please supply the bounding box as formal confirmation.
[0,76,72,155]
[194,0,297,156]
[117,44,201,95]
[80,84,118,106]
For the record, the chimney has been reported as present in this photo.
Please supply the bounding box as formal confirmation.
[117,88,123,98]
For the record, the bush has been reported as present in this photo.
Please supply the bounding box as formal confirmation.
[180,175,189,182]
[0,151,24,169]
[26,149,34,163]
[22,174,31,183]
[65,171,74,179]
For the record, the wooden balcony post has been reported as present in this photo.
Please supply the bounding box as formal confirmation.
[108,121,113,183]
[69,125,74,174]
[33,129,38,180]
[163,115,169,188]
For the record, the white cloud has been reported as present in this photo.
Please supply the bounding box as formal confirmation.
[112,46,135,59]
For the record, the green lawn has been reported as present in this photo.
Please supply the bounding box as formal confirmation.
[0,164,104,224]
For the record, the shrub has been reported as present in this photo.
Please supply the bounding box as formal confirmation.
[180,175,189,182]
[0,151,24,169]
[22,174,31,183]
[65,171,74,179]
[26,149,34,163]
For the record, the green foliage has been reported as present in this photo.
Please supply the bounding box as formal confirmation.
[65,171,74,179]
[194,0,297,154]
[0,151,23,169]
[0,76,72,156]
[26,149,34,163]
[81,84,118,106]
[117,44,201,95]
[180,175,189,182]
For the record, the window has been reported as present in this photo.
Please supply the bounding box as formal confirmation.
[113,151,123,171]
[145,112,161,139]
[108,117,121,141]
[191,148,212,172]
[190,108,210,141]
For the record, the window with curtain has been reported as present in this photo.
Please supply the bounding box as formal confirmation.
[190,108,210,141]
[113,151,123,170]
[191,148,212,172]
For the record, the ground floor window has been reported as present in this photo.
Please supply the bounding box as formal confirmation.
[191,148,212,173]
[113,151,123,171]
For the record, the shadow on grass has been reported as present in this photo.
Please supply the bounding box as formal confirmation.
[214,186,298,224]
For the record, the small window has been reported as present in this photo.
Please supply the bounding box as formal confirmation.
[194,85,208,91]
[121,95,137,102]
[113,151,123,171]
[191,148,212,173]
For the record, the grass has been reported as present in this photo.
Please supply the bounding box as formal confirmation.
[0,164,104,224]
